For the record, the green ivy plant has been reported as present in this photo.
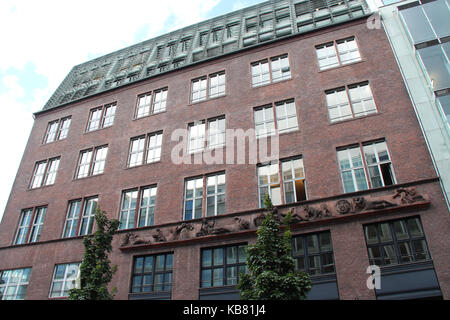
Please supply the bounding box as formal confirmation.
[69,208,120,300]
[237,194,312,300]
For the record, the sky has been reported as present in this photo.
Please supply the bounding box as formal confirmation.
[0,0,267,223]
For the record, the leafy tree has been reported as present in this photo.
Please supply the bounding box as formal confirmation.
[69,207,120,300]
[237,194,312,300]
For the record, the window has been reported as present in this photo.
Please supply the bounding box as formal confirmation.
[184,177,204,220]
[275,99,299,134]
[62,197,98,237]
[28,207,47,243]
[254,99,298,138]
[362,141,396,189]
[14,209,33,245]
[78,197,98,236]
[207,117,226,149]
[0,268,31,300]
[257,157,307,208]
[86,103,117,132]
[326,82,377,123]
[201,244,247,288]
[131,253,173,293]
[128,132,163,167]
[188,121,206,154]
[292,232,335,276]
[49,263,80,298]
[364,217,430,266]
[191,72,226,103]
[206,173,226,217]
[30,157,60,189]
[75,145,108,179]
[316,37,361,70]
[184,173,226,220]
[337,140,395,193]
[62,200,81,238]
[119,185,157,230]
[188,117,227,153]
[43,116,71,144]
[251,55,291,87]
[136,88,168,118]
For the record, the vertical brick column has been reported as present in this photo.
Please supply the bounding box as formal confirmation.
[332,221,376,300]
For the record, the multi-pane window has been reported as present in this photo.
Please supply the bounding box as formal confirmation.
[326,82,377,123]
[201,244,247,288]
[86,102,117,132]
[14,206,47,245]
[120,190,138,230]
[292,232,335,276]
[188,117,226,153]
[207,117,226,149]
[206,173,226,217]
[275,99,299,134]
[337,140,395,193]
[316,37,361,70]
[281,158,307,204]
[364,217,431,266]
[136,88,168,118]
[184,172,226,220]
[208,72,226,99]
[128,132,163,167]
[188,121,206,154]
[184,177,204,220]
[79,197,98,236]
[254,105,275,138]
[28,207,47,243]
[49,263,80,298]
[254,99,298,138]
[191,72,226,103]
[131,253,173,293]
[75,145,108,179]
[43,117,71,144]
[30,157,60,189]
[62,200,82,238]
[14,209,33,245]
[257,157,307,208]
[0,268,31,300]
[119,186,158,230]
[251,55,291,87]
[362,141,396,189]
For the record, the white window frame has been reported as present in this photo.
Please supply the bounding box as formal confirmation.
[49,263,80,298]
[188,121,206,154]
[138,186,157,227]
[29,207,46,243]
[119,190,138,230]
[183,177,204,220]
[275,99,298,134]
[207,117,226,149]
[206,173,226,217]
[13,209,33,245]
[0,268,31,300]
[78,197,98,236]
[62,200,81,238]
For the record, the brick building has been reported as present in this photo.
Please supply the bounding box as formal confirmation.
[0,0,448,300]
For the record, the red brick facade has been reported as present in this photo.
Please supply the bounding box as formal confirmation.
[0,18,448,300]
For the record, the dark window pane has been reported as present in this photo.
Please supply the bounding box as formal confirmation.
[214,248,224,266]
[394,220,409,240]
[202,249,212,267]
[423,0,450,39]
[134,257,144,273]
[201,269,212,288]
[408,218,424,237]
[400,6,436,44]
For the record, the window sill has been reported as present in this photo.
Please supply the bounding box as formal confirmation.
[252,77,292,89]
[125,160,161,170]
[73,173,104,182]
[188,94,226,106]
[41,138,67,146]
[133,110,167,121]
[27,184,56,192]
[84,125,113,135]
[328,111,380,126]
[318,59,365,73]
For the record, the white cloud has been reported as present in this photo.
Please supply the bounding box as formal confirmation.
[0,0,222,222]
